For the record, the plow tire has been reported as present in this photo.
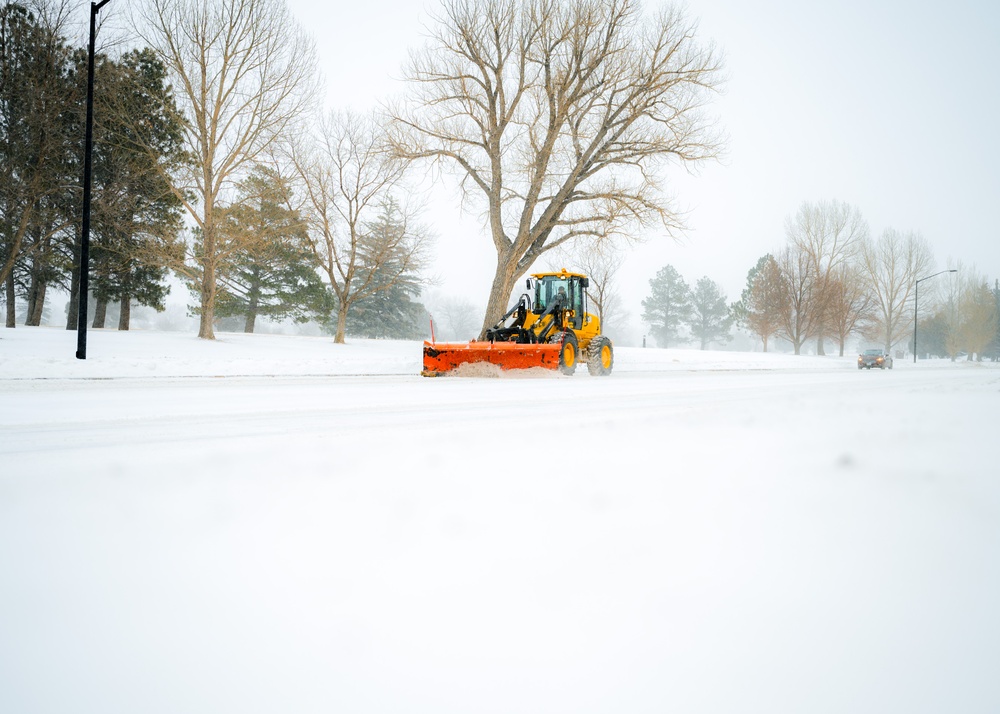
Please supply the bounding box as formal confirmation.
[550,332,579,376]
[587,335,614,376]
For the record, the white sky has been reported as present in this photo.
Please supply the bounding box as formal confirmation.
[279,0,1000,319]
[81,0,997,333]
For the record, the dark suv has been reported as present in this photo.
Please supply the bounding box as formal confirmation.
[858,348,893,370]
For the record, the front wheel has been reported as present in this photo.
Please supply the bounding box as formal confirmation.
[587,335,614,376]
[550,331,579,375]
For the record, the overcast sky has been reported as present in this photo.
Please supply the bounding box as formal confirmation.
[127,0,993,335]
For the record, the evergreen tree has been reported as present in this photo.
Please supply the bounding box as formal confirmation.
[213,165,328,332]
[689,276,733,349]
[344,282,429,339]
[336,198,428,339]
[732,254,786,352]
[641,264,691,348]
[88,48,186,330]
[0,1,78,327]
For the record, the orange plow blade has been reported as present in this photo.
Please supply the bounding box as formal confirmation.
[422,341,561,376]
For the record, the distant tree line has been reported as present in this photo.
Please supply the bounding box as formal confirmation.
[729,200,997,360]
[641,200,998,360]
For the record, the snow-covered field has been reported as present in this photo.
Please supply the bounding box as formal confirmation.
[2,327,998,714]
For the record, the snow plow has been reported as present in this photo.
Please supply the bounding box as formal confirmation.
[422,270,614,377]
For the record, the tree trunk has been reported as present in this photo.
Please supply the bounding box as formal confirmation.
[198,203,217,339]
[66,238,80,330]
[26,280,46,326]
[816,336,826,356]
[66,270,80,330]
[334,301,348,343]
[198,256,216,339]
[93,299,107,329]
[244,283,258,333]
[762,335,769,353]
[244,311,257,333]
[838,337,846,357]
[479,251,520,339]
[25,267,39,325]
[5,272,15,328]
[118,295,131,331]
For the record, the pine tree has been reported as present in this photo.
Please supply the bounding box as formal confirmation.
[344,282,428,339]
[689,276,733,349]
[641,265,691,348]
[337,198,428,339]
[88,48,186,330]
[1,1,78,327]
[733,254,786,352]
[213,165,328,332]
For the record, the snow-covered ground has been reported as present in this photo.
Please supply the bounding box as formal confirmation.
[2,327,998,714]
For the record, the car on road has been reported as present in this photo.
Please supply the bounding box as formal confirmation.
[858,348,893,370]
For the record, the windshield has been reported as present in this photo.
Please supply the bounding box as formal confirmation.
[863,349,882,355]
[535,277,570,311]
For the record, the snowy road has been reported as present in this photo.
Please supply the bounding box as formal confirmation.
[2,344,999,713]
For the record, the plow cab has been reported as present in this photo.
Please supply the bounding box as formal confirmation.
[422,269,614,377]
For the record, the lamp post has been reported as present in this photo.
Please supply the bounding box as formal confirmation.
[913,269,958,364]
[75,0,113,360]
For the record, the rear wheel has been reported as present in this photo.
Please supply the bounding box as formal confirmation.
[587,335,614,376]
[550,332,578,375]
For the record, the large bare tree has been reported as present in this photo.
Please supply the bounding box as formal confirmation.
[293,110,431,343]
[785,200,868,354]
[859,228,933,353]
[390,0,723,336]
[132,0,317,339]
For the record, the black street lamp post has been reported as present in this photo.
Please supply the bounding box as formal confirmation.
[75,0,113,360]
[913,269,958,364]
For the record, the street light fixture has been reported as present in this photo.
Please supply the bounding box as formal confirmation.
[913,269,958,364]
[75,0,113,360]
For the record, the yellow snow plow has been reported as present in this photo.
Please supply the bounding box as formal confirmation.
[422,270,614,377]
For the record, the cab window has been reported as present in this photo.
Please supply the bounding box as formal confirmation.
[535,278,570,311]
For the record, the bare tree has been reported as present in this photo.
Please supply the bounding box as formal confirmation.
[859,228,933,353]
[549,239,624,331]
[826,263,874,356]
[434,296,482,341]
[775,244,820,355]
[390,0,723,336]
[132,0,317,339]
[785,200,868,354]
[579,243,624,333]
[293,110,431,343]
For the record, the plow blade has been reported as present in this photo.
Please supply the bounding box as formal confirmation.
[422,341,562,376]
